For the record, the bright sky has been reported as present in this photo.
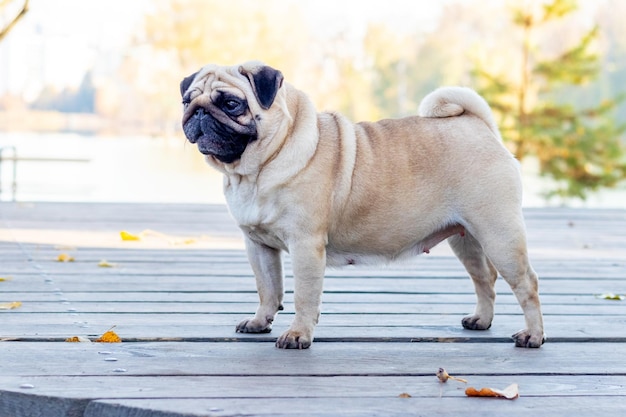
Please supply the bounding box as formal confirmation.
[0,0,450,97]
[0,0,604,98]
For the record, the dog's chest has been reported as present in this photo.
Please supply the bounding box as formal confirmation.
[224,181,288,250]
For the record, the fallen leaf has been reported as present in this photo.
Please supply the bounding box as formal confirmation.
[398,392,412,398]
[95,327,122,343]
[437,368,467,383]
[465,383,519,400]
[0,301,22,310]
[0,276,12,282]
[597,293,625,301]
[65,336,92,343]
[56,253,75,262]
[120,230,141,241]
[98,260,117,268]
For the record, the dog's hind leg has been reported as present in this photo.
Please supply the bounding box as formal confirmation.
[465,217,545,348]
[448,233,498,331]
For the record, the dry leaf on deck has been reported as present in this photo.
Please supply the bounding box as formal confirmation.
[0,276,12,282]
[98,260,117,268]
[596,293,625,301]
[465,383,519,400]
[120,230,141,241]
[95,327,122,343]
[436,368,467,383]
[0,301,22,310]
[56,253,75,262]
[65,336,92,343]
[398,392,412,398]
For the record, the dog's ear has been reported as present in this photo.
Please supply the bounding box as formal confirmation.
[239,65,284,110]
[180,71,199,97]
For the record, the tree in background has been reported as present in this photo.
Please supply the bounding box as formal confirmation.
[118,0,314,133]
[472,0,626,200]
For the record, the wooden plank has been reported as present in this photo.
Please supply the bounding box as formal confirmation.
[4,300,625,315]
[2,375,625,399]
[83,397,626,417]
[4,276,625,295]
[3,290,622,307]
[5,261,626,280]
[2,342,626,376]
[0,376,626,417]
[3,319,626,342]
[5,310,626,328]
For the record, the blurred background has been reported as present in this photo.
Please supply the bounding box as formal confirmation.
[0,0,625,206]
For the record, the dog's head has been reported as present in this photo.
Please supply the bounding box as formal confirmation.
[180,61,284,164]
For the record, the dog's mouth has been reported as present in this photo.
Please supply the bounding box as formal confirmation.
[183,107,256,164]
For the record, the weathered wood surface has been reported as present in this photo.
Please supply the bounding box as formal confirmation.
[1,202,625,417]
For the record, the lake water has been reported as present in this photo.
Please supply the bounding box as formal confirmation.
[0,132,225,204]
[0,132,624,208]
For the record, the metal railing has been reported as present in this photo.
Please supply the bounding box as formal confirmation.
[0,146,17,201]
[0,146,90,201]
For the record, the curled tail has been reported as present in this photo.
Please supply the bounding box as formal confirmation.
[418,86,501,141]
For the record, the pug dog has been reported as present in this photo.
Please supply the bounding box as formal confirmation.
[180,61,545,349]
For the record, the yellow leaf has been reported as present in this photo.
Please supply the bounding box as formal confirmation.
[597,293,625,301]
[56,253,75,262]
[120,230,141,241]
[65,336,92,343]
[98,260,117,268]
[95,328,122,343]
[0,301,22,310]
[0,277,12,282]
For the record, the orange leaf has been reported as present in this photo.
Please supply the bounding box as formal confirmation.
[95,329,122,343]
[465,383,519,400]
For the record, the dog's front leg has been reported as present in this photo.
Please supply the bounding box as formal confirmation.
[276,238,326,349]
[236,237,284,334]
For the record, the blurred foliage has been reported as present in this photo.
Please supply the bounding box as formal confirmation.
[31,72,95,113]
[472,0,626,200]
[6,0,625,200]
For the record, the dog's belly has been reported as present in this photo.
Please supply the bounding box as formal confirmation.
[326,223,465,267]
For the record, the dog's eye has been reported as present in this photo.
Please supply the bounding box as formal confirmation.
[182,94,191,106]
[224,99,241,111]
[221,97,246,116]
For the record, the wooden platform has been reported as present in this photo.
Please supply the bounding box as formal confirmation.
[1,202,625,417]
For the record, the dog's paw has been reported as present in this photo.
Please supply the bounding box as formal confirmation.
[461,314,492,330]
[275,329,313,349]
[512,329,545,348]
[236,317,273,334]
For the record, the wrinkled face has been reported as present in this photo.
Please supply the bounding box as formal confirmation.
[180,63,283,164]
